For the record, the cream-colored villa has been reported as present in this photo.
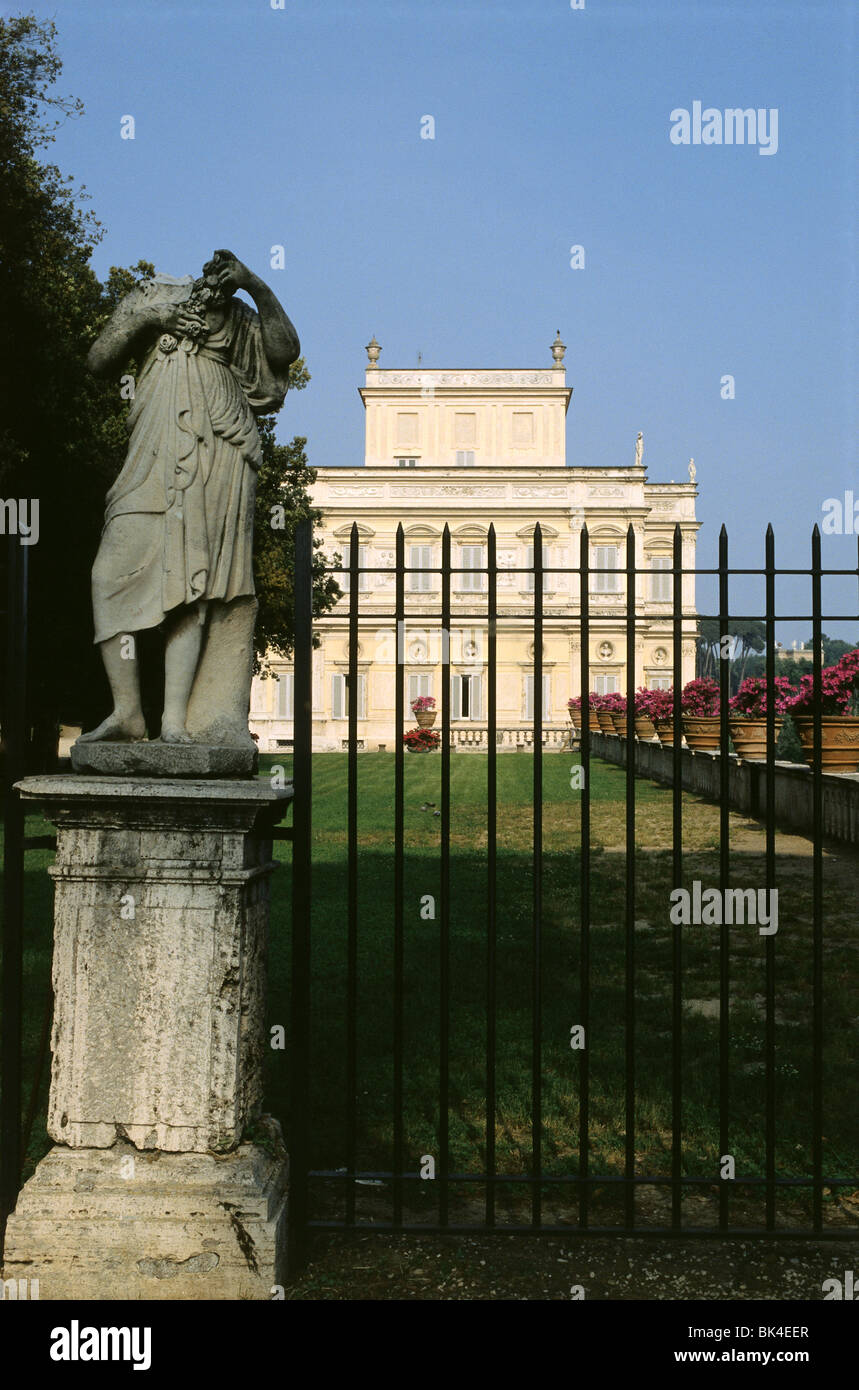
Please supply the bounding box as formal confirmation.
[249,335,699,752]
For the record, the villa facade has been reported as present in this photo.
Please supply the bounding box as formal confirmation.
[249,336,699,751]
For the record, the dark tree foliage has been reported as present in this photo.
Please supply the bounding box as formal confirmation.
[0,16,339,765]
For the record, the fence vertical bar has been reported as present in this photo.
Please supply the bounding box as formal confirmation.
[288,516,313,1270]
[1,539,27,1245]
[671,522,684,1229]
[624,526,636,1229]
[345,524,359,1225]
[439,525,451,1227]
[764,524,776,1230]
[810,525,823,1231]
[393,525,405,1225]
[486,525,497,1226]
[532,523,544,1228]
[578,525,591,1229]
[718,524,730,1231]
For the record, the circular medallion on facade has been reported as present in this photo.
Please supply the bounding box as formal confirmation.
[598,641,614,660]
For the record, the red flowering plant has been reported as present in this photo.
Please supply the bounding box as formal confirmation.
[567,696,582,711]
[729,675,794,718]
[403,726,441,751]
[410,695,436,713]
[786,650,859,715]
[680,677,721,716]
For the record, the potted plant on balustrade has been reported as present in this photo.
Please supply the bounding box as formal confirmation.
[728,675,794,761]
[784,649,859,774]
[632,687,661,741]
[680,677,722,751]
[607,693,630,737]
[411,694,437,727]
[578,692,605,733]
[403,726,441,754]
[595,691,624,735]
[646,686,677,745]
[566,696,582,737]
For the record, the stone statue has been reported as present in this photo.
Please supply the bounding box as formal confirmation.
[689,457,696,481]
[78,251,299,752]
[635,431,643,467]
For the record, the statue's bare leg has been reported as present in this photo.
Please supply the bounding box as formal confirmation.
[161,605,205,743]
[78,634,147,742]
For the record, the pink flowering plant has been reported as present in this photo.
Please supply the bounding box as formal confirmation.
[598,692,627,713]
[786,649,859,715]
[410,695,436,712]
[634,686,673,719]
[680,677,721,716]
[729,675,794,718]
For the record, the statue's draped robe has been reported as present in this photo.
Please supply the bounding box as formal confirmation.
[92,296,288,644]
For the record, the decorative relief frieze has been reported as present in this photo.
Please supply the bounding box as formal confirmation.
[375,370,556,388]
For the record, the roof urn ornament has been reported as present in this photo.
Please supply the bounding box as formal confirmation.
[365,336,381,368]
[551,329,566,366]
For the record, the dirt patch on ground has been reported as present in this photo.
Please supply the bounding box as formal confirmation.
[285,1229,859,1300]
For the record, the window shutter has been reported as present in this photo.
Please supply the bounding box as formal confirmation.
[451,675,462,720]
[524,674,534,720]
[331,674,344,719]
[470,674,482,720]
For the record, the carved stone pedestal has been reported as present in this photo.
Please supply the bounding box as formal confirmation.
[1,773,291,1300]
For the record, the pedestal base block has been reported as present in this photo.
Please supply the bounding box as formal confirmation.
[2,1126,288,1301]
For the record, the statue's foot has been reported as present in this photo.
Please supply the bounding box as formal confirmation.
[160,722,194,744]
[77,712,147,743]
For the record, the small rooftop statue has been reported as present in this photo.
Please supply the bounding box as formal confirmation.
[689,457,696,482]
[77,249,300,760]
[635,431,643,467]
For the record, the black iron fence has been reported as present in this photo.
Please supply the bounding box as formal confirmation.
[2,521,858,1267]
[287,517,859,1255]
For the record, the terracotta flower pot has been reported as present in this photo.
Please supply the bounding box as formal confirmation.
[415,709,437,727]
[728,716,783,762]
[654,718,675,746]
[792,714,859,774]
[587,709,601,733]
[610,713,628,737]
[634,715,658,740]
[682,714,722,751]
[596,711,616,734]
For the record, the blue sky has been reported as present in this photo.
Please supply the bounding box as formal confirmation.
[25,0,858,637]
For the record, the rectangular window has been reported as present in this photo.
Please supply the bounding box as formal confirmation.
[250,678,268,714]
[523,674,551,720]
[409,544,433,592]
[525,543,550,593]
[408,672,433,707]
[649,676,672,690]
[593,673,619,696]
[341,544,369,593]
[275,671,294,719]
[396,457,418,468]
[650,555,673,601]
[459,544,484,592]
[451,673,482,721]
[592,545,620,593]
[455,450,475,467]
[331,672,367,719]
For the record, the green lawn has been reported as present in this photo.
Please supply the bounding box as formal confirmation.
[4,752,857,1230]
[259,752,858,1228]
